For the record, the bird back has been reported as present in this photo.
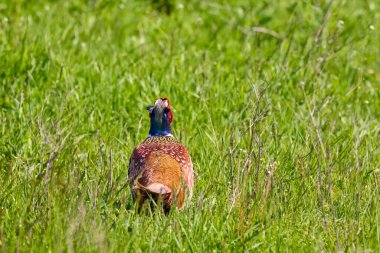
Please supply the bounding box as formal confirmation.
[128,136,193,212]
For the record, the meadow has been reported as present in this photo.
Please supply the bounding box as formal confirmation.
[0,0,379,252]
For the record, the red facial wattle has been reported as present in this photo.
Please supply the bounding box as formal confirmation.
[167,108,174,124]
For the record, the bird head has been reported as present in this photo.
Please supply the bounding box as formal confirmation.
[147,97,174,137]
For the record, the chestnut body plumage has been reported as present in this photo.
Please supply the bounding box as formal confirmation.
[128,98,194,212]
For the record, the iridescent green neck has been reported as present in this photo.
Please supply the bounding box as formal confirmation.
[148,112,172,137]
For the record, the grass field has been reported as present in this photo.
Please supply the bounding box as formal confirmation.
[1,0,380,252]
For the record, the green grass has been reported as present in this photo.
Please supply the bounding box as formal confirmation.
[1,0,379,251]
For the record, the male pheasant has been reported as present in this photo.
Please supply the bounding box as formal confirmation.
[128,98,194,213]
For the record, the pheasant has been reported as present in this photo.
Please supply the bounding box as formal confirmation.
[128,98,194,213]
